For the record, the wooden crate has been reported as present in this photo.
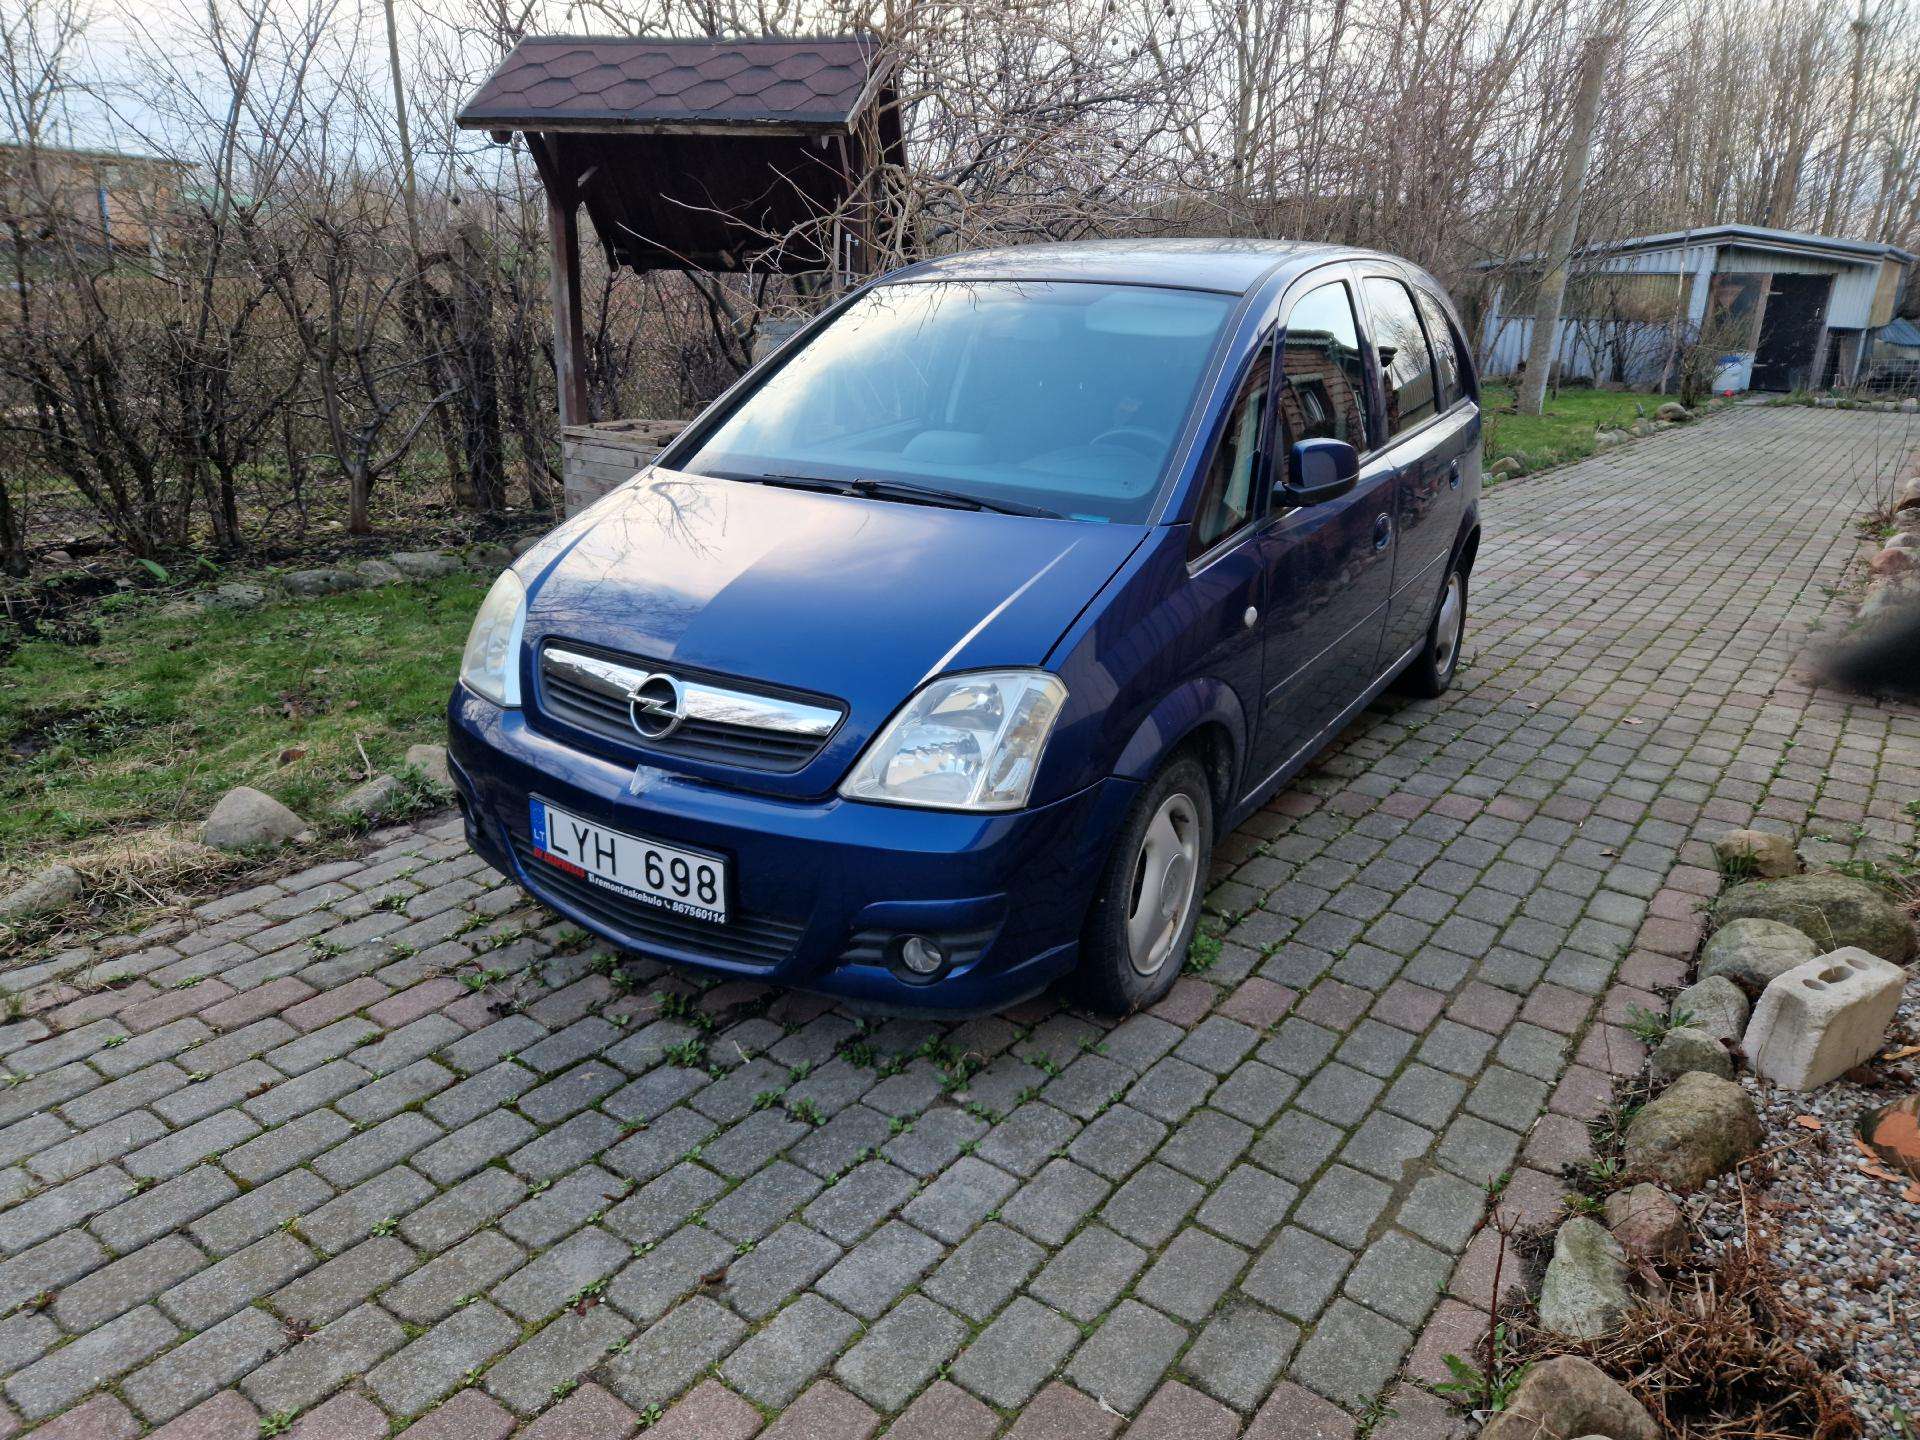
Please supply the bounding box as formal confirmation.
[561,419,687,514]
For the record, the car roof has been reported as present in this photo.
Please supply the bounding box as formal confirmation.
[889,238,1361,294]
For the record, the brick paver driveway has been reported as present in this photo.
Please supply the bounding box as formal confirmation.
[4,407,1918,1440]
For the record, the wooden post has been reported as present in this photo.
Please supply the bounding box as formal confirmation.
[1519,31,1613,417]
[548,189,587,428]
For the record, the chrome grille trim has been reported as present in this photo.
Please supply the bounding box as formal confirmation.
[544,647,839,737]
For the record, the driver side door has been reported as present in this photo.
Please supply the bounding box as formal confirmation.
[1249,269,1398,783]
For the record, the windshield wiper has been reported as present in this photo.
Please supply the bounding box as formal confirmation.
[847,478,1062,519]
[725,470,1061,520]
[737,471,854,495]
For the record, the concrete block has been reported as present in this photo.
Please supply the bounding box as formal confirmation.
[1744,947,1906,1091]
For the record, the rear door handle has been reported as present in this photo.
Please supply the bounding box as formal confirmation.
[1373,514,1392,551]
[1448,463,1462,490]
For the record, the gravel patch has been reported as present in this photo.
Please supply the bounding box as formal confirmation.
[1697,981,1919,1433]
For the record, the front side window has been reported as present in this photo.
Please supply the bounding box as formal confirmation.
[1277,280,1373,449]
[1415,289,1466,407]
[679,280,1237,525]
[1191,346,1271,554]
[1364,276,1438,437]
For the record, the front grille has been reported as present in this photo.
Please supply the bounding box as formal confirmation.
[537,644,839,772]
[510,835,804,968]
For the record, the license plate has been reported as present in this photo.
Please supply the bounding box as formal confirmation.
[529,798,728,924]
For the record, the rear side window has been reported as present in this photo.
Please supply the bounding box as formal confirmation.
[1364,277,1437,436]
[1191,345,1271,555]
[1277,281,1372,449]
[1415,289,1465,407]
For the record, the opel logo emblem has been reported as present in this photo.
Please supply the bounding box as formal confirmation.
[627,673,687,740]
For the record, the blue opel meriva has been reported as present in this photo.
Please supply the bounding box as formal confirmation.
[449,240,1481,1014]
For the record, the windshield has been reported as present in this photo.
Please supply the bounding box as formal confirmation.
[678,280,1237,524]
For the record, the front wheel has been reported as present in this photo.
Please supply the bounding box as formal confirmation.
[1071,754,1215,1014]
[1401,565,1467,698]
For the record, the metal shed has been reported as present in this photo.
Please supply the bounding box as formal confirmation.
[456,35,902,509]
[1480,225,1917,393]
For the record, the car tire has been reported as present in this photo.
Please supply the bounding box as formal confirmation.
[1071,753,1215,1015]
[1401,564,1467,699]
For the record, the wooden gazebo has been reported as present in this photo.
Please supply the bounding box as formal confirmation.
[457,34,902,510]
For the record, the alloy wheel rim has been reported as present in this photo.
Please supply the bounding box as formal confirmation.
[1434,574,1464,674]
[1126,792,1200,976]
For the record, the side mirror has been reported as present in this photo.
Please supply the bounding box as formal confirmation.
[1281,438,1359,507]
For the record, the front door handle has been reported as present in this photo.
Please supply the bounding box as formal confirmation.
[1374,514,1392,551]
[1448,463,1462,490]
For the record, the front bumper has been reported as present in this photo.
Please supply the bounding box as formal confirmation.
[446,687,1137,1012]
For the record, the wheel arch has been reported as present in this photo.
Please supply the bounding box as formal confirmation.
[1454,518,1482,577]
[1111,677,1247,821]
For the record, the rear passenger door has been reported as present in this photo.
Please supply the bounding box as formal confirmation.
[1360,272,1470,662]
[1411,283,1478,597]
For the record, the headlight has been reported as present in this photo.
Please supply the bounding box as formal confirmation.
[459,570,527,707]
[841,670,1068,812]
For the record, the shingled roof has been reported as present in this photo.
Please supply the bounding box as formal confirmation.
[456,35,890,132]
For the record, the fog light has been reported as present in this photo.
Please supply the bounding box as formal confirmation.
[898,935,946,976]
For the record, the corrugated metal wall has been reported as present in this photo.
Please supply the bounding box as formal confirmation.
[1481,238,1891,377]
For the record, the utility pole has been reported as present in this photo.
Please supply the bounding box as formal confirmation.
[1821,0,1872,235]
[382,0,423,264]
[1519,30,1613,417]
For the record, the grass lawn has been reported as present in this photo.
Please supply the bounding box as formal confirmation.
[1479,383,1672,473]
[0,573,488,872]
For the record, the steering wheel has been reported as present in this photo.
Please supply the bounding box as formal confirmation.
[1088,426,1166,457]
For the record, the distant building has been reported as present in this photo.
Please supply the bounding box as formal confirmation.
[1481,225,1917,392]
[0,140,190,260]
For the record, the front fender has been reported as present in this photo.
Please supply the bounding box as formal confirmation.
[1111,676,1248,788]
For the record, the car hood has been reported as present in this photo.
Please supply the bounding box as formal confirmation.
[520,469,1147,718]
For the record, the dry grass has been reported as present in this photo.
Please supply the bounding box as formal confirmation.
[1,823,242,969]
[1509,1178,1862,1440]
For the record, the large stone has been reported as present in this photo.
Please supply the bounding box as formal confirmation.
[389,551,461,579]
[202,582,270,611]
[1896,477,1920,510]
[1863,1094,1920,1180]
[1622,1071,1762,1191]
[1712,829,1798,879]
[1489,456,1524,480]
[1537,1217,1632,1339]
[1870,547,1917,578]
[1480,1355,1659,1440]
[1743,948,1906,1091]
[403,744,452,794]
[1714,872,1915,963]
[1858,576,1920,625]
[1670,975,1748,1045]
[0,863,83,922]
[335,774,405,822]
[466,543,515,572]
[281,568,362,596]
[1654,402,1691,422]
[201,787,309,851]
[1650,1027,1734,1084]
[354,558,406,586]
[1697,918,1820,996]
[1603,1183,1686,1264]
